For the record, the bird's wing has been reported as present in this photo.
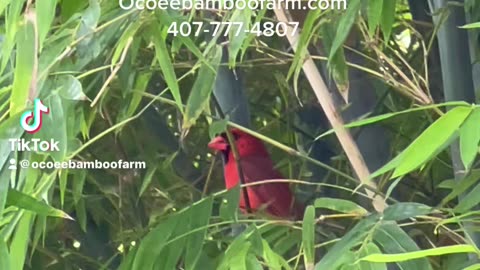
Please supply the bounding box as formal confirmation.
[240,155,302,218]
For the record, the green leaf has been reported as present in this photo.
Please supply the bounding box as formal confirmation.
[440,170,480,206]
[241,8,267,61]
[358,243,387,270]
[139,164,157,197]
[368,0,384,36]
[372,106,473,179]
[0,112,23,173]
[112,19,143,66]
[460,108,480,170]
[463,263,480,270]
[218,231,252,270]
[149,24,183,113]
[383,203,433,221]
[373,222,432,270]
[273,230,302,256]
[183,45,222,129]
[220,185,240,222]
[0,157,15,218]
[359,245,477,263]
[460,22,480,29]
[1,0,25,73]
[75,197,87,232]
[35,95,67,162]
[245,253,263,270]
[10,17,36,115]
[261,239,291,270]
[155,215,190,270]
[76,0,101,58]
[119,246,138,270]
[0,239,9,270]
[315,214,381,269]
[328,0,361,62]
[6,189,72,219]
[36,0,57,50]
[59,75,89,100]
[314,197,368,215]
[185,197,214,270]
[380,0,396,41]
[73,170,87,204]
[302,206,315,267]
[59,0,87,21]
[323,22,349,100]
[315,102,468,140]
[9,212,33,270]
[126,71,152,118]
[131,213,181,270]
[30,216,47,262]
[288,9,323,100]
[229,9,252,66]
[0,0,13,15]
[59,170,67,207]
[454,182,480,213]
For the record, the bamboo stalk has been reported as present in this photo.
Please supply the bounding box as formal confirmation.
[273,8,386,212]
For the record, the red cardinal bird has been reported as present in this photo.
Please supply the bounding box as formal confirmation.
[208,128,304,219]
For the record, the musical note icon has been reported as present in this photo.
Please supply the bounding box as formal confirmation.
[20,99,49,134]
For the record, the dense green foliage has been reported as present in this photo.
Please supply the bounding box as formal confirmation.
[1,0,480,269]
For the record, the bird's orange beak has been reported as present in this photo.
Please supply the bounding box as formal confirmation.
[208,136,229,152]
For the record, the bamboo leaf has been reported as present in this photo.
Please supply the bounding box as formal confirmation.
[359,245,477,263]
[185,197,213,270]
[261,239,291,270]
[36,0,57,50]
[314,197,368,215]
[10,17,36,115]
[220,185,240,222]
[139,164,157,197]
[454,182,480,213]
[373,222,432,270]
[328,0,361,62]
[1,0,26,73]
[112,19,143,66]
[150,24,183,113]
[460,22,480,29]
[131,213,181,270]
[229,9,252,66]
[441,170,480,206]
[9,213,33,270]
[380,0,396,41]
[183,45,222,129]
[460,108,480,170]
[359,243,387,270]
[0,239,10,270]
[6,189,72,219]
[368,0,384,36]
[372,106,473,179]
[59,75,88,101]
[302,206,315,267]
[315,214,381,269]
[383,203,433,221]
[315,102,468,140]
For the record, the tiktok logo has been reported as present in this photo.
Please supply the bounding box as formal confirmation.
[20,99,49,134]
